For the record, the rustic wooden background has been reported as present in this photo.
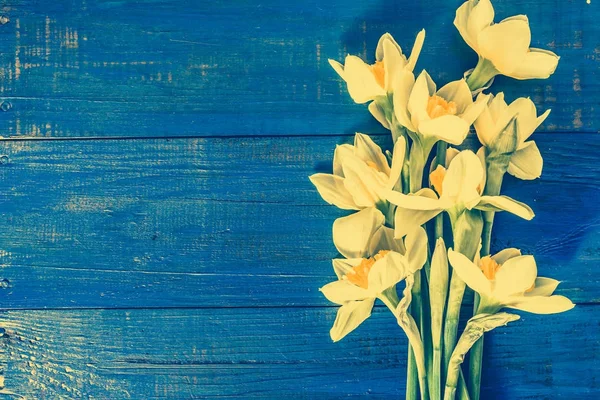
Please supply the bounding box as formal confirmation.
[0,0,597,398]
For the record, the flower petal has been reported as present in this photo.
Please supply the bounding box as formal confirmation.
[406,29,426,72]
[507,295,574,315]
[494,255,537,297]
[404,226,428,273]
[309,173,358,210]
[522,108,551,142]
[368,101,391,130]
[442,150,484,209]
[526,277,560,297]
[448,249,492,296]
[369,225,405,254]
[333,144,354,177]
[354,133,391,175]
[320,279,371,305]
[476,195,535,220]
[461,92,490,125]
[488,92,508,122]
[408,70,436,128]
[393,70,417,131]
[343,55,386,103]
[508,48,560,80]
[330,298,376,342]
[383,37,407,90]
[342,155,388,207]
[466,0,495,46]
[418,115,470,145]
[478,20,531,75]
[386,189,446,211]
[332,258,362,280]
[508,141,543,180]
[328,59,345,79]
[387,136,406,191]
[394,207,442,239]
[491,248,521,265]
[454,0,479,51]
[333,207,385,259]
[368,251,409,293]
[436,79,473,114]
[376,33,402,61]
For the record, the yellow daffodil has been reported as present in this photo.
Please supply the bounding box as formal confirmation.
[321,226,428,342]
[329,31,425,104]
[332,207,403,259]
[393,70,489,148]
[386,150,534,238]
[310,133,405,211]
[475,93,550,180]
[455,0,560,88]
[448,248,575,314]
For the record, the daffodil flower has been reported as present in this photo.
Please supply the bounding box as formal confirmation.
[321,225,428,342]
[329,31,425,104]
[386,150,534,238]
[475,93,550,180]
[448,248,575,314]
[393,70,489,149]
[310,133,405,212]
[455,0,560,89]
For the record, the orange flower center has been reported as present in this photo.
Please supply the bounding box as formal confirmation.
[371,61,385,88]
[346,250,390,289]
[480,256,501,280]
[427,95,458,119]
[430,165,446,196]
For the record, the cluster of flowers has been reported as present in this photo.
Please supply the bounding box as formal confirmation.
[309,1,574,400]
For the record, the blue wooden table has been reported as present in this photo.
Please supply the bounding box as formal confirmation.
[0,0,597,398]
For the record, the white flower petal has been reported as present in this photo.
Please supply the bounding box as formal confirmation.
[461,92,490,125]
[387,136,406,191]
[476,195,535,220]
[418,115,470,145]
[436,79,473,114]
[507,295,574,315]
[383,37,406,90]
[386,189,446,211]
[442,150,484,209]
[488,92,508,122]
[448,249,492,296]
[522,108,551,142]
[508,141,543,180]
[369,225,405,255]
[328,59,345,79]
[376,33,402,61]
[330,298,376,342]
[509,48,560,80]
[368,251,409,293]
[333,144,354,177]
[368,102,391,130]
[478,20,531,75]
[466,0,495,46]
[343,55,386,103]
[404,226,428,273]
[494,255,537,297]
[309,173,358,210]
[332,258,362,280]
[394,207,442,239]
[354,133,391,175]
[393,70,417,131]
[342,156,387,207]
[526,277,560,297]
[454,0,479,51]
[491,248,521,265]
[406,29,426,72]
[321,279,371,305]
[408,70,436,128]
[333,207,385,259]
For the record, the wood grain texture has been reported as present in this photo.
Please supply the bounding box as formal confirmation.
[0,306,597,399]
[0,0,596,138]
[0,134,596,309]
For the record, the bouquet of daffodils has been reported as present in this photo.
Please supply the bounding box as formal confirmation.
[310,1,574,399]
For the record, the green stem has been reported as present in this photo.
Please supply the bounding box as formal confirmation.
[467,167,504,400]
[434,141,447,241]
[466,58,497,92]
[407,350,419,400]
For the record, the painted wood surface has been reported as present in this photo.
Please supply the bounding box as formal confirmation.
[0,0,597,398]
[0,0,596,138]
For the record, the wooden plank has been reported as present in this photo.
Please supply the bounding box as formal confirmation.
[0,0,596,137]
[0,306,597,398]
[0,134,596,308]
